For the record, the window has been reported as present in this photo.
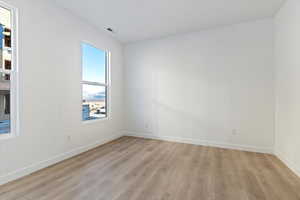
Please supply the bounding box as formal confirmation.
[81,43,109,121]
[0,2,17,137]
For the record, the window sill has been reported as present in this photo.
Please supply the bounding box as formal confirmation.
[82,117,109,124]
[0,133,15,140]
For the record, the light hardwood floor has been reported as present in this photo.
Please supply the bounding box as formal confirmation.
[0,136,300,200]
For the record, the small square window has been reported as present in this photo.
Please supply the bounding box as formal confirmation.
[82,84,107,120]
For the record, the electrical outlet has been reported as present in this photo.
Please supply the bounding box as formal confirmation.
[67,135,72,141]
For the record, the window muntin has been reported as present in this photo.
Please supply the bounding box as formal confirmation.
[81,43,109,121]
[0,4,16,136]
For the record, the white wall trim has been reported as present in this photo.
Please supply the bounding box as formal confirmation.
[0,133,123,186]
[275,151,300,178]
[3,131,299,186]
[124,131,273,154]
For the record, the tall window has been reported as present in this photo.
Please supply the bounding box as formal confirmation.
[0,3,17,136]
[81,43,109,121]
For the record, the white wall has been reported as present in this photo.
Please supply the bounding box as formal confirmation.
[1,0,291,186]
[274,0,300,176]
[0,0,123,185]
[124,19,275,153]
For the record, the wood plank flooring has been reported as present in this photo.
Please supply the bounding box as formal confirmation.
[0,136,300,200]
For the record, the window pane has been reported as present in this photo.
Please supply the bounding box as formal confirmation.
[82,43,106,83]
[0,6,11,134]
[0,72,10,134]
[0,6,12,70]
[82,84,107,121]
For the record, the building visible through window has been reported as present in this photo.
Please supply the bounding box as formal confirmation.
[81,43,109,121]
[0,5,12,134]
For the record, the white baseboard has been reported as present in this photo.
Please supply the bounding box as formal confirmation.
[276,151,300,178]
[124,131,273,154]
[0,133,123,186]
[2,131,298,186]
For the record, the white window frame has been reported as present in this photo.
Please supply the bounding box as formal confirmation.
[80,42,111,123]
[0,1,19,139]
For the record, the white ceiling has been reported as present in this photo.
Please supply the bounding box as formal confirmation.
[54,0,285,43]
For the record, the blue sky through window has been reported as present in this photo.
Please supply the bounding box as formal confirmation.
[82,43,106,83]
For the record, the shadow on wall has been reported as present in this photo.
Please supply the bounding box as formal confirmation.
[151,100,232,143]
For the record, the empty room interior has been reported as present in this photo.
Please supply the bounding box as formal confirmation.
[0,0,300,199]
